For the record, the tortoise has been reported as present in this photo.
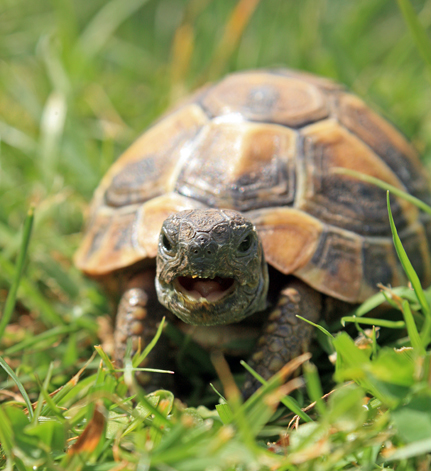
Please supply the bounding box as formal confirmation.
[75,69,431,396]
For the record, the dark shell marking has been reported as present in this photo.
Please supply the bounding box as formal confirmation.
[75,69,431,303]
[175,122,297,211]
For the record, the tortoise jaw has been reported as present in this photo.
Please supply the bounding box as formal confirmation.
[174,276,236,303]
[156,266,268,325]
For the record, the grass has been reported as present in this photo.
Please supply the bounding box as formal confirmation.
[2,0,431,468]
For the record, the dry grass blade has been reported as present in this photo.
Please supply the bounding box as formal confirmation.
[170,0,213,100]
[170,23,195,100]
[287,385,352,430]
[241,352,313,423]
[276,352,312,384]
[68,401,106,455]
[201,0,262,82]
[264,377,305,410]
[68,351,98,387]
[211,351,241,401]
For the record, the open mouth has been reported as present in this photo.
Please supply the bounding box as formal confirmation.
[175,276,235,302]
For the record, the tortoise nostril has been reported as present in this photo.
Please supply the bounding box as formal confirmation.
[190,241,217,257]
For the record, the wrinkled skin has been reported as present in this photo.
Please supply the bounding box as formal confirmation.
[115,207,329,397]
[156,209,269,325]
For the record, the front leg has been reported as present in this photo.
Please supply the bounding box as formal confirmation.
[114,268,173,390]
[243,278,322,397]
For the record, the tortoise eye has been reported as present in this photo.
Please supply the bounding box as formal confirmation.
[238,234,253,253]
[162,233,173,252]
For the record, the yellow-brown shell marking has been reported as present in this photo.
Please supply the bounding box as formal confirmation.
[75,69,431,302]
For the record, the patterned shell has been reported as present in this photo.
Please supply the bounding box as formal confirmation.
[75,69,431,303]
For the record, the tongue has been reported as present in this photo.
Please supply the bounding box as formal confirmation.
[193,279,224,298]
[177,276,234,302]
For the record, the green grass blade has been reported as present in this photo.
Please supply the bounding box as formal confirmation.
[334,168,431,216]
[0,206,34,342]
[0,355,33,419]
[133,317,166,368]
[372,326,378,358]
[210,383,227,402]
[0,406,14,457]
[397,0,431,74]
[77,0,150,60]
[341,316,406,329]
[0,254,64,326]
[38,377,66,421]
[95,345,116,373]
[130,368,174,374]
[303,362,326,416]
[4,325,80,355]
[387,192,431,343]
[240,360,312,423]
[401,299,425,355]
[33,362,54,424]
[345,287,418,322]
[296,315,334,339]
[215,402,234,424]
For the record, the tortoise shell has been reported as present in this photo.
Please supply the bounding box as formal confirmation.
[75,69,431,303]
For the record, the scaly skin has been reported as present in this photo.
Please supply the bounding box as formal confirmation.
[114,269,173,390]
[156,209,269,326]
[242,279,322,397]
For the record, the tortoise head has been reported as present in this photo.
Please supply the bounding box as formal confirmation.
[155,209,269,325]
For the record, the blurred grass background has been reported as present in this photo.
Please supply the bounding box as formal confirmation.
[1,0,431,395]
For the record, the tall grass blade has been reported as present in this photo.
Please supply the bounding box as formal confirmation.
[133,317,166,368]
[296,315,334,338]
[39,91,67,185]
[397,0,431,76]
[0,207,34,342]
[0,356,33,419]
[170,0,213,99]
[240,360,312,422]
[334,168,431,216]
[0,254,65,326]
[0,121,37,153]
[33,362,56,424]
[4,325,80,355]
[387,192,431,345]
[401,299,425,355]
[95,345,116,373]
[0,406,14,457]
[303,362,326,416]
[202,0,262,81]
[77,0,151,60]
